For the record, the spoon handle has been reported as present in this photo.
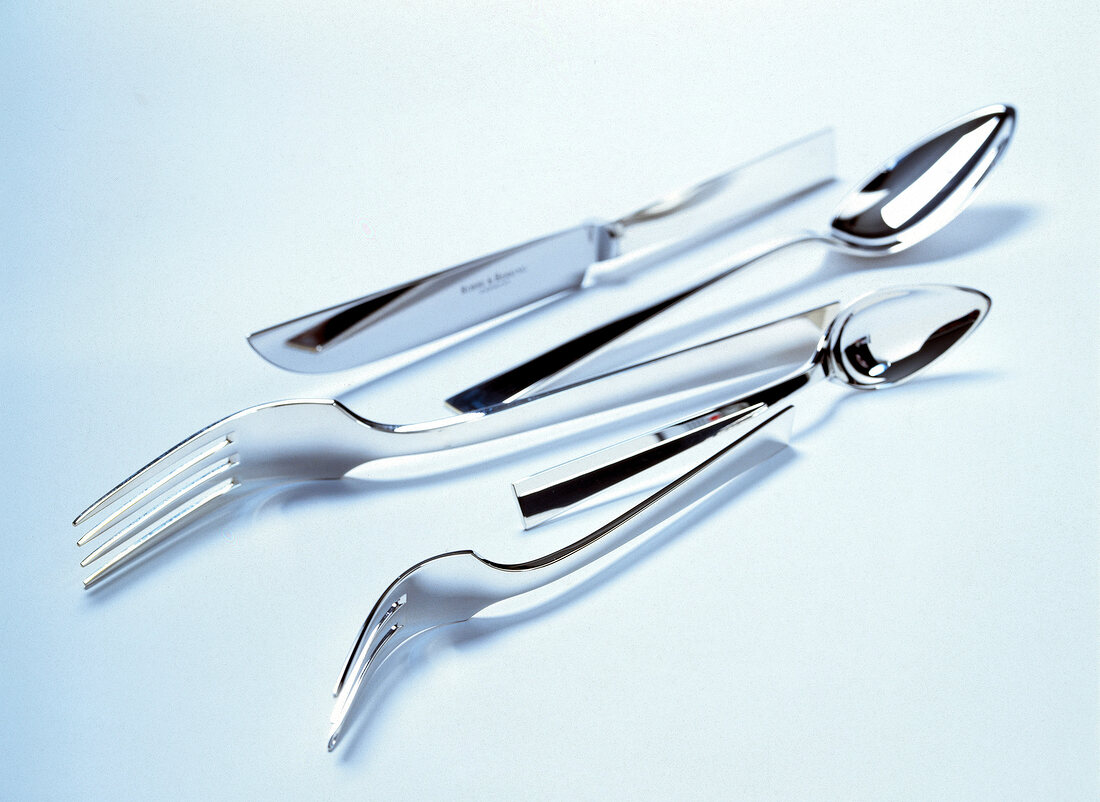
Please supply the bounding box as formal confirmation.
[445,230,825,413]
[493,404,796,594]
[514,401,769,529]
[513,364,820,527]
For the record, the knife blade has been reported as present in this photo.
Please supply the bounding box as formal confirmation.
[247,129,835,374]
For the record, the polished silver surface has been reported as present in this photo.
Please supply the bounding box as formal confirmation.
[446,104,1014,411]
[509,300,837,528]
[829,105,1015,253]
[326,405,796,752]
[513,284,992,526]
[514,402,771,529]
[247,225,607,374]
[247,131,835,373]
[73,299,834,589]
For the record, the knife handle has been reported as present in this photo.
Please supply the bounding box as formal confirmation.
[587,127,834,286]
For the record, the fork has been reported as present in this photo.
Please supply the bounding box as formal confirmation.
[73,302,832,589]
[326,404,795,751]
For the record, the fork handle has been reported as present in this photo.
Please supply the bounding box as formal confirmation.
[446,231,825,412]
[487,405,795,595]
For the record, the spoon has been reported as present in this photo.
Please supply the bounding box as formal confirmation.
[446,104,1015,412]
[513,283,992,528]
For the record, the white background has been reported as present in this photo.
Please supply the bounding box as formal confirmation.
[3,2,1097,799]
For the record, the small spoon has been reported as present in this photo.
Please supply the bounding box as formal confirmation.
[751,283,991,398]
[447,104,1015,412]
[514,283,992,527]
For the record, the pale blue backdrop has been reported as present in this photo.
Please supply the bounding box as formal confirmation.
[2,2,1096,799]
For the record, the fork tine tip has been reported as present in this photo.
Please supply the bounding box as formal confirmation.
[73,506,96,527]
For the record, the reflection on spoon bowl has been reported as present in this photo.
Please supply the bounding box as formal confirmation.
[825,284,992,388]
[830,105,1016,254]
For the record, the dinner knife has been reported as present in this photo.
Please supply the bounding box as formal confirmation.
[248,129,834,374]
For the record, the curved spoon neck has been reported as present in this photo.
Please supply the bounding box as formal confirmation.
[719,230,824,274]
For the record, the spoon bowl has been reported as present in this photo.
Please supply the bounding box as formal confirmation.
[829,104,1015,255]
[824,285,992,389]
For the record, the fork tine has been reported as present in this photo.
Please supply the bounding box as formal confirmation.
[76,437,233,545]
[80,455,237,566]
[328,621,404,752]
[73,421,235,527]
[327,576,424,751]
[333,595,406,697]
[82,477,239,589]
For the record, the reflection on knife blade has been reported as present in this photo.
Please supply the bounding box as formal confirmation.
[248,129,834,374]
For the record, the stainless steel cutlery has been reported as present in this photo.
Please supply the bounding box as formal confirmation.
[74,290,834,588]
[325,282,991,748]
[512,284,990,528]
[445,105,1013,411]
[327,404,797,750]
[72,104,1015,755]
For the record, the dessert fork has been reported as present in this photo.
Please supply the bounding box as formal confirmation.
[326,404,796,751]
